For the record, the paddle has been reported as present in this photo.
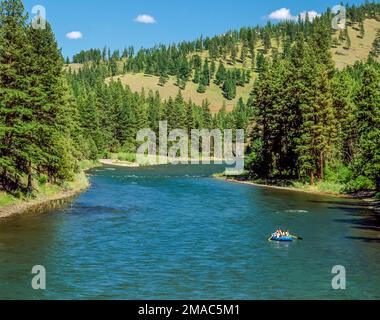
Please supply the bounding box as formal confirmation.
[291,234,303,240]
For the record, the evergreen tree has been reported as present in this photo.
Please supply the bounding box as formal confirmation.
[28,22,79,181]
[263,31,272,53]
[359,21,365,39]
[197,83,206,94]
[173,91,186,130]
[240,42,248,65]
[223,78,236,100]
[0,0,35,192]
[311,17,335,76]
[185,101,195,134]
[344,30,351,49]
[193,66,201,84]
[201,59,210,86]
[215,63,226,85]
[354,65,380,190]
[256,52,266,73]
[0,0,39,192]
[210,60,216,79]
[158,73,168,87]
[231,45,238,65]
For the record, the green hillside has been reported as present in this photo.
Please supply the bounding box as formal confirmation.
[66,19,380,113]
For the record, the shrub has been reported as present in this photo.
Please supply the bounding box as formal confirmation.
[116,153,136,163]
[346,175,376,192]
[38,175,48,186]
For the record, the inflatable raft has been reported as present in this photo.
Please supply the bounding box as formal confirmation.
[269,234,294,242]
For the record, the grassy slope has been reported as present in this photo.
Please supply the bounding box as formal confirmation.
[332,19,380,69]
[107,73,254,113]
[67,19,380,113]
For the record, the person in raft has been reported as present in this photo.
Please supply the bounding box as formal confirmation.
[274,229,290,238]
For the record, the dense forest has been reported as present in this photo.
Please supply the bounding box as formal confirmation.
[0,0,379,199]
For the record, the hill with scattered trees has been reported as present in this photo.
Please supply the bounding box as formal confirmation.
[65,4,380,113]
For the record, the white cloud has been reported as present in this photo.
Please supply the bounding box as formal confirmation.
[66,31,83,40]
[268,8,320,21]
[134,14,157,24]
[299,11,321,21]
[268,8,293,20]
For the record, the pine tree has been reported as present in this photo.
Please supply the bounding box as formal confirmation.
[240,43,248,66]
[0,0,38,192]
[215,63,226,85]
[197,83,206,94]
[311,17,335,76]
[256,52,266,73]
[215,102,227,130]
[223,78,236,100]
[201,100,212,129]
[331,71,356,163]
[202,59,210,86]
[354,65,380,190]
[185,101,195,134]
[359,21,365,39]
[282,36,292,58]
[28,22,79,181]
[210,60,216,79]
[230,45,238,65]
[193,67,201,84]
[263,31,272,53]
[147,91,161,134]
[0,1,78,193]
[158,73,168,87]
[344,30,351,49]
[162,97,176,132]
[174,91,186,130]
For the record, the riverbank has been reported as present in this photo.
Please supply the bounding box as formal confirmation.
[99,159,140,167]
[216,175,380,207]
[218,177,349,198]
[0,160,101,219]
[100,155,230,168]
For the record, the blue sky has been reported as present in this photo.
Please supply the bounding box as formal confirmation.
[23,0,367,58]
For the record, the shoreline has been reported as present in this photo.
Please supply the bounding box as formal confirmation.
[0,161,101,220]
[99,159,140,167]
[99,157,232,168]
[0,178,89,219]
[218,177,379,205]
[219,177,350,198]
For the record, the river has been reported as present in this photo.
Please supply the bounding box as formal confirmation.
[0,165,379,299]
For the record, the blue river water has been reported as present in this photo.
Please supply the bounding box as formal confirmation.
[0,164,379,300]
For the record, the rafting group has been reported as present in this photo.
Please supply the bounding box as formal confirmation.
[269,229,302,242]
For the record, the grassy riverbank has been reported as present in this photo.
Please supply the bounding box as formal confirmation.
[214,173,380,202]
[0,160,101,219]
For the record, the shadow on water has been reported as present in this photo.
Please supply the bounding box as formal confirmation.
[346,236,380,243]
[307,199,380,243]
[335,212,380,232]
